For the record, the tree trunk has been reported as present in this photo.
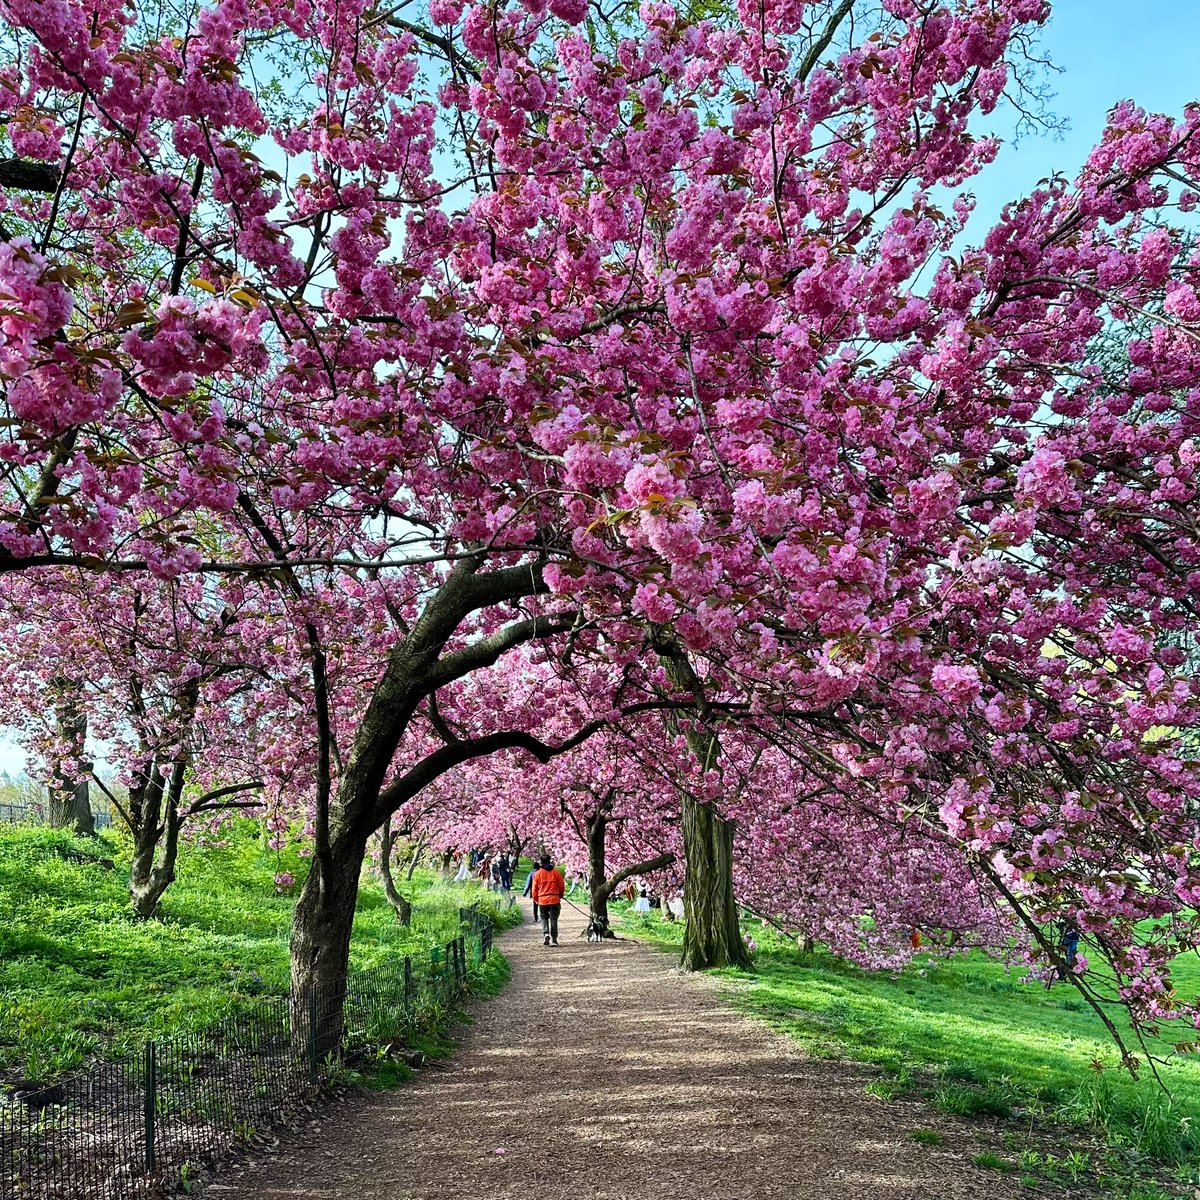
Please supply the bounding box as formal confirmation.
[587,811,609,925]
[47,696,96,837]
[405,831,427,880]
[656,645,750,972]
[379,823,412,925]
[680,790,750,971]
[509,832,526,875]
[289,832,366,1059]
[130,759,185,919]
[49,777,95,837]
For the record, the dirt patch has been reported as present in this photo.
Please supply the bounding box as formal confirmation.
[210,903,1061,1200]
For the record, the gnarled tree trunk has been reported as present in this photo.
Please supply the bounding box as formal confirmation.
[129,758,185,919]
[290,829,367,1059]
[679,790,749,971]
[659,646,750,972]
[379,822,412,925]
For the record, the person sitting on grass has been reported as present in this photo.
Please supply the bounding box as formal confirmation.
[531,855,566,946]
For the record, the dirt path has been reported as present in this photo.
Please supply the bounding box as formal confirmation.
[219,901,1029,1200]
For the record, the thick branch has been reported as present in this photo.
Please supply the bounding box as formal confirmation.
[424,611,577,692]
[596,852,676,904]
[797,0,856,84]
[0,158,60,192]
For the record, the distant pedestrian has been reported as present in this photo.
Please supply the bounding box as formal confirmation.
[1055,920,1081,981]
[454,854,470,883]
[498,852,512,892]
[531,855,566,946]
[523,866,539,922]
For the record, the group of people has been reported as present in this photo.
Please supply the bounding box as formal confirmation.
[452,848,515,892]
[620,880,685,919]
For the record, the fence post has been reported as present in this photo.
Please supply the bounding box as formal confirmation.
[143,1039,157,1175]
[307,989,319,1083]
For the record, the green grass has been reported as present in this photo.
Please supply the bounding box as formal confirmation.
[0,823,514,1078]
[620,908,1200,1171]
[910,1128,943,1146]
[973,1151,1015,1173]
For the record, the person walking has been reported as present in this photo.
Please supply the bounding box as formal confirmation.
[531,855,566,946]
[498,852,512,892]
[523,865,539,922]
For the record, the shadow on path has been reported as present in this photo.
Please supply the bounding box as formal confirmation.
[219,900,1023,1200]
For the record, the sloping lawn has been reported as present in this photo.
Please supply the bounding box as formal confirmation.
[0,823,510,1076]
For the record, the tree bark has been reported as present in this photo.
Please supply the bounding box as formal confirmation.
[0,158,60,191]
[47,693,96,837]
[129,759,185,919]
[658,646,750,972]
[679,790,750,971]
[289,830,366,1059]
[379,823,412,925]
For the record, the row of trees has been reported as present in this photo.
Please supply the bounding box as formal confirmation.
[2,0,1200,1062]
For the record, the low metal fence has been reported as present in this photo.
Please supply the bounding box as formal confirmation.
[2,908,496,1199]
[0,801,114,830]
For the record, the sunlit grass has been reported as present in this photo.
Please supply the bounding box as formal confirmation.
[0,822,508,1077]
[621,907,1200,1169]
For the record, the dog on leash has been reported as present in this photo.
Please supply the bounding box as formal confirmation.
[585,914,611,943]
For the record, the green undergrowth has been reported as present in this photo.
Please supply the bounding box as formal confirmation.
[0,822,515,1079]
[621,907,1200,1189]
[351,948,513,1092]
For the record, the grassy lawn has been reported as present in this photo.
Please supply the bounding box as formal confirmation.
[0,822,515,1078]
[621,907,1200,1195]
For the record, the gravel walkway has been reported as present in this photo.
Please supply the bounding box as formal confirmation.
[218,901,1029,1200]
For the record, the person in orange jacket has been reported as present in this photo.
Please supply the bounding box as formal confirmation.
[530,855,566,946]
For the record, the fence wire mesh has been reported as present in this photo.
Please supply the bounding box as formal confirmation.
[2,909,495,1199]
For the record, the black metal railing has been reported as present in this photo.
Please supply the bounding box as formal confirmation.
[2,908,497,1199]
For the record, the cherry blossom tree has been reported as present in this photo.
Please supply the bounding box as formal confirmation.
[5,0,1200,1065]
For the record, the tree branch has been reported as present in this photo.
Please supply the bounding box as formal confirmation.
[183,779,265,817]
[0,158,60,192]
[597,852,676,904]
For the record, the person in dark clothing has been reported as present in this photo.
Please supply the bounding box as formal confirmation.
[498,852,512,892]
[522,866,538,921]
[530,855,566,946]
[1055,920,1081,981]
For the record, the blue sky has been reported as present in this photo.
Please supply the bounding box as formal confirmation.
[971,0,1200,228]
[1,1,1196,777]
